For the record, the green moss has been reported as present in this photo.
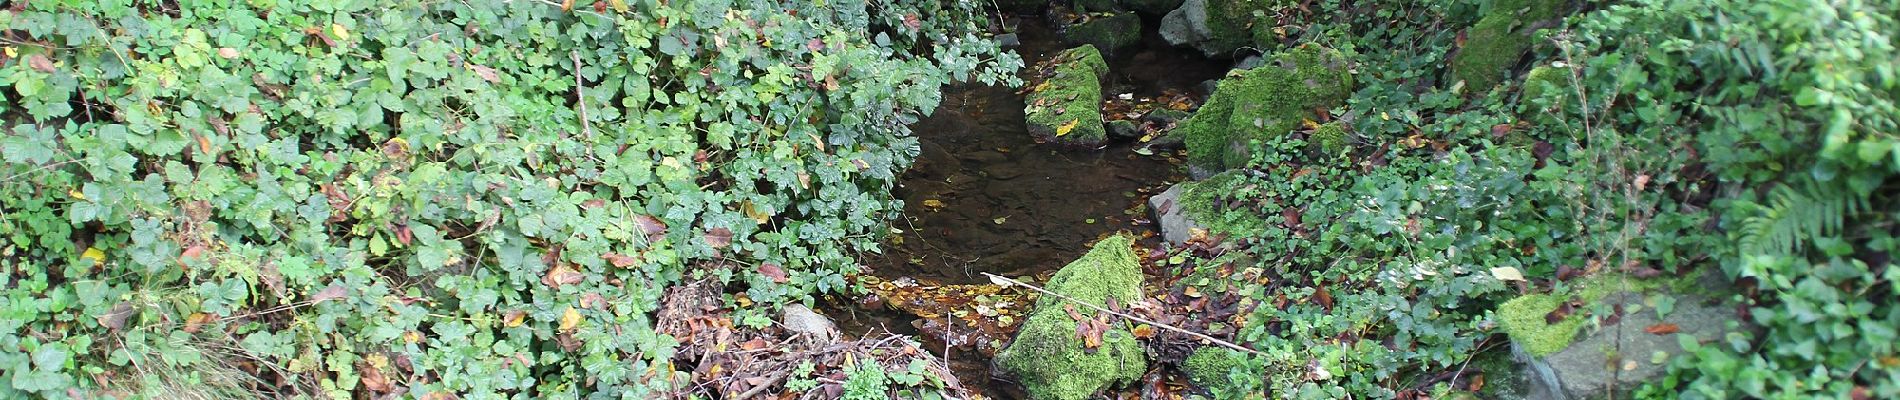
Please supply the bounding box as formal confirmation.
[1449,0,1569,91]
[1497,275,1649,357]
[1066,13,1142,55]
[1202,0,1298,55]
[1177,44,1352,173]
[1178,170,1269,236]
[1025,45,1110,147]
[1310,122,1348,154]
[996,235,1148,400]
[1519,65,1569,105]
[1182,347,1245,392]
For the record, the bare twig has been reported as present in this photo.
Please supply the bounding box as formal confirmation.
[571,50,592,140]
[981,272,1260,355]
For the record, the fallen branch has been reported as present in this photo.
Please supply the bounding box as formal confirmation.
[571,50,592,140]
[981,272,1260,355]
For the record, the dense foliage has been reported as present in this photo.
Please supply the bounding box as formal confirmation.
[0,0,1016,397]
[1171,0,1897,398]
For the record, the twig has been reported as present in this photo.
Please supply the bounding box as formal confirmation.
[980,272,1260,355]
[571,50,592,140]
[733,370,789,400]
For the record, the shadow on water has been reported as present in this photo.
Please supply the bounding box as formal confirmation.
[827,12,1229,397]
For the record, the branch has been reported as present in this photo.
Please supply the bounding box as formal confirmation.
[571,50,593,140]
[981,272,1260,355]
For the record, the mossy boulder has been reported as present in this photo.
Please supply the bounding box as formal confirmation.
[1448,0,1569,91]
[995,235,1148,400]
[1026,45,1111,147]
[1175,44,1352,175]
[1121,0,1185,14]
[1182,347,1245,393]
[1176,170,1270,236]
[1064,12,1142,56]
[1160,0,1299,57]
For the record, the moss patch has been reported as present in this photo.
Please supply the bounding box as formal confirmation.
[1449,0,1569,91]
[1182,347,1244,393]
[1201,0,1298,55]
[1176,44,1352,173]
[1026,45,1110,147]
[996,235,1148,400]
[1310,121,1348,154]
[1498,275,1652,357]
[1178,170,1270,236]
[1065,12,1142,56]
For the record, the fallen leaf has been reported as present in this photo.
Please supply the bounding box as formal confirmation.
[1131,324,1156,339]
[26,54,55,72]
[758,263,788,283]
[1055,119,1080,137]
[740,338,770,351]
[633,214,668,241]
[330,23,350,42]
[1545,301,1574,324]
[360,360,394,392]
[704,227,733,249]
[1489,267,1526,282]
[1644,323,1680,335]
[542,264,584,288]
[1314,285,1334,311]
[602,253,637,268]
[559,307,582,332]
[217,47,240,59]
[503,310,527,327]
[469,64,500,83]
[81,247,105,266]
[312,285,349,303]
[183,312,213,333]
[96,302,134,331]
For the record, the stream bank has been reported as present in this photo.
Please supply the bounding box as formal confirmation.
[821,6,1230,398]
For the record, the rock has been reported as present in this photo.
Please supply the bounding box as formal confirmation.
[961,149,1010,165]
[1499,275,1756,400]
[1025,45,1112,147]
[1160,0,1299,57]
[912,139,961,179]
[1147,182,1205,245]
[993,0,1049,12]
[1176,44,1352,174]
[1063,12,1142,56]
[780,304,838,343]
[1195,78,1220,96]
[1448,0,1569,92]
[1106,119,1140,140]
[997,33,1023,48]
[1120,0,1184,14]
[996,235,1148,400]
[982,163,1027,180]
[1233,54,1265,70]
[1073,0,1119,12]
[1182,347,1244,393]
[1142,108,1191,126]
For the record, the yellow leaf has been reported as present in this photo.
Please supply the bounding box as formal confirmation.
[68,188,86,200]
[330,24,349,42]
[1055,120,1080,137]
[922,199,944,209]
[1489,267,1525,282]
[504,311,526,328]
[609,0,629,12]
[3,47,15,58]
[559,307,582,332]
[82,247,105,266]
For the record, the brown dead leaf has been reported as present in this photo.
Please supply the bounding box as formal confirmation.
[740,338,770,351]
[1314,285,1334,311]
[1545,301,1574,324]
[542,264,583,288]
[758,263,788,284]
[1644,323,1680,335]
[470,64,500,83]
[26,54,55,73]
[1131,324,1156,339]
[360,360,395,392]
[312,285,349,303]
[97,302,134,331]
[183,312,213,334]
[633,214,668,241]
[704,227,733,249]
[602,253,637,268]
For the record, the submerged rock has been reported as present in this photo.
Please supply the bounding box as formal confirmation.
[996,235,1148,400]
[1449,0,1570,91]
[1176,44,1353,174]
[1064,12,1142,56]
[1107,119,1141,140]
[1025,45,1112,147]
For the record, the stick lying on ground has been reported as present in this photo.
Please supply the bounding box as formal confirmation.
[982,272,1261,355]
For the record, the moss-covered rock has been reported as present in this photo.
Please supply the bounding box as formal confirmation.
[1025,45,1111,147]
[1496,276,1629,357]
[1064,12,1142,56]
[1182,347,1244,393]
[1448,0,1569,91]
[1176,170,1269,236]
[1310,122,1348,154]
[995,235,1148,400]
[1175,44,1352,175]
[1121,0,1184,14]
[1160,0,1299,57]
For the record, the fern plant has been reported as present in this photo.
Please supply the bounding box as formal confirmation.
[1736,179,1869,257]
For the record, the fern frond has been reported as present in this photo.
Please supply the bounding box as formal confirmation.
[1737,180,1867,257]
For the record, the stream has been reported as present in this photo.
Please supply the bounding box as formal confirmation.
[823,11,1229,398]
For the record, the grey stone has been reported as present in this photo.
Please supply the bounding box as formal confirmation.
[1143,108,1191,126]
[1197,78,1220,96]
[780,304,839,343]
[1147,182,1205,245]
[1516,292,1755,400]
[1234,55,1265,70]
[1159,0,1211,52]
[1107,119,1140,140]
[996,33,1022,48]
